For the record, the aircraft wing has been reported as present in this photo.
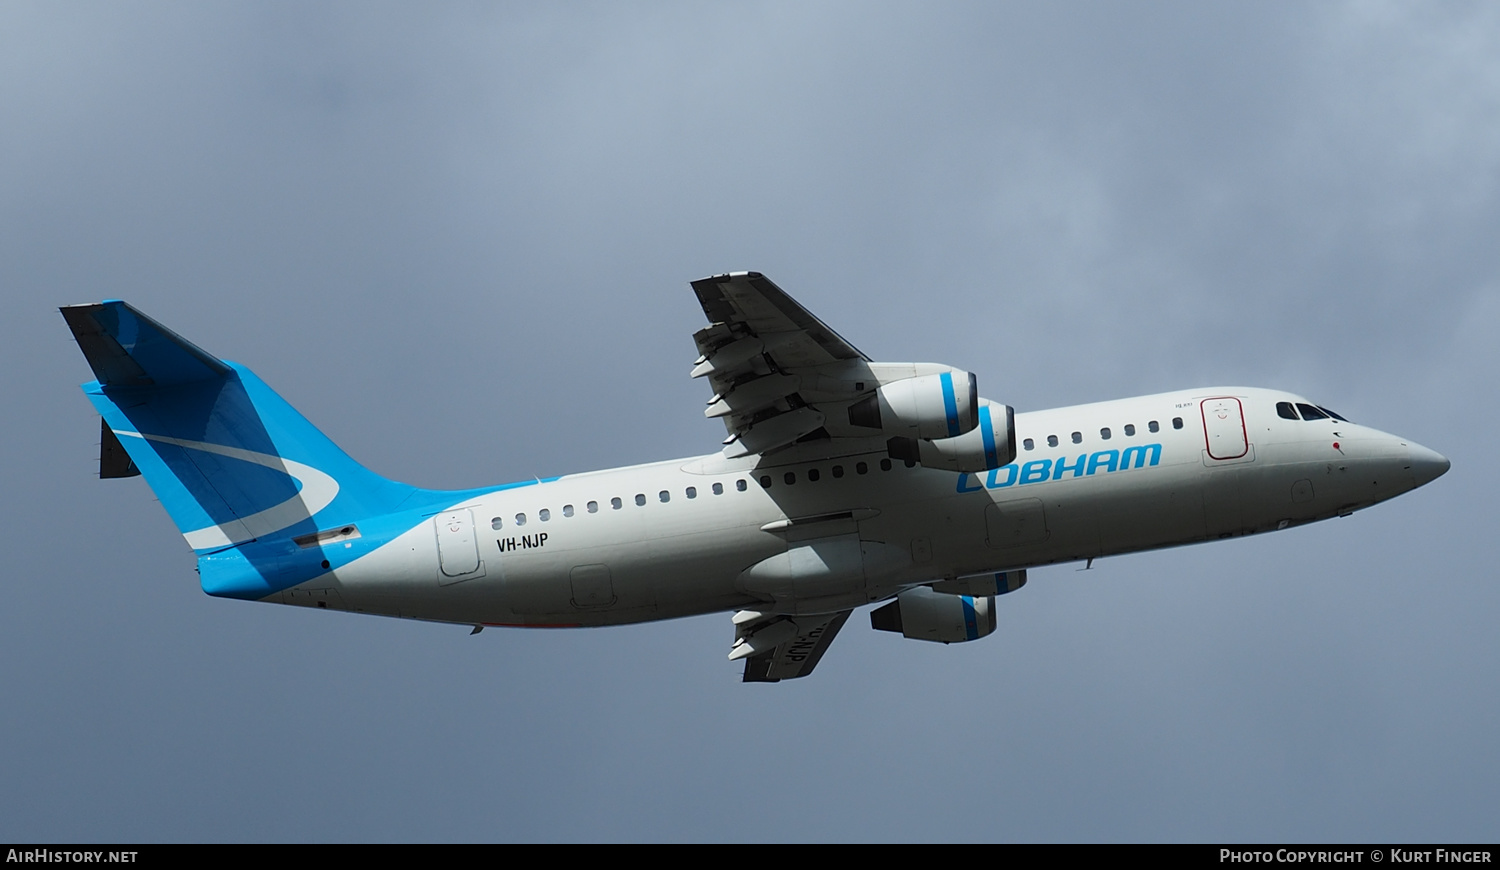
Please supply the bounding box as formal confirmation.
[690,272,1013,472]
[733,610,852,683]
[690,272,876,459]
[691,272,868,369]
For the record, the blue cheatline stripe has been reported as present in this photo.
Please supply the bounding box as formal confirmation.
[979,405,997,468]
[961,595,978,640]
[940,372,960,437]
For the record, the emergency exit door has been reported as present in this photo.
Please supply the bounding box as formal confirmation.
[1201,397,1248,460]
[435,508,485,583]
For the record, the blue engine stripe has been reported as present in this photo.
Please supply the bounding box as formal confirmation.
[940,372,960,437]
[961,595,979,640]
[979,405,998,468]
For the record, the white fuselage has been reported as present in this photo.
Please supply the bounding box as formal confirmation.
[286,387,1439,627]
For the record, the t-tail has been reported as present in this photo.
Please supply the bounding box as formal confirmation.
[61,301,472,601]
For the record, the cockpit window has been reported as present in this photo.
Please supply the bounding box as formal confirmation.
[1276,401,1299,420]
[1296,403,1329,421]
[1318,405,1350,422]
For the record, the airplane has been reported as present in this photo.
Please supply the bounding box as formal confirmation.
[61,272,1450,682]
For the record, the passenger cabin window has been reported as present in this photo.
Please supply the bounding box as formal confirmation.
[880,459,892,471]
[635,494,646,506]
[1277,401,1300,420]
[1149,421,1160,433]
[1071,431,1082,444]
[491,517,503,530]
[587,501,598,513]
[1100,427,1111,440]
[1297,403,1329,421]
[832,465,844,478]
[784,472,796,485]
[808,468,820,482]
[736,479,747,492]
[712,483,724,495]
[539,509,550,522]
[658,490,669,503]
[1124,424,1136,437]
[856,462,868,475]
[515,513,527,526]
[1047,435,1059,447]
[611,497,622,510]
[760,475,772,489]
[1023,438,1034,451]
[1172,417,1183,429]
[563,504,574,517]
[686,486,697,499]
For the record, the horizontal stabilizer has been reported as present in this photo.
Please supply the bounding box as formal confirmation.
[99,418,140,478]
[60,301,229,388]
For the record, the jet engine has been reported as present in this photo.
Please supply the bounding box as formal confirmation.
[885,400,1016,473]
[869,586,997,644]
[847,371,979,441]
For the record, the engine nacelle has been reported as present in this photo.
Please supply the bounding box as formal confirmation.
[847,371,978,441]
[931,569,1027,597]
[886,400,1016,473]
[869,586,997,644]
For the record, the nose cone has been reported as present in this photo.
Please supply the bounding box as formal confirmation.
[1408,442,1451,488]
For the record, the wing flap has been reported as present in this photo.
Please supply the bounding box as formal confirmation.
[737,610,853,683]
[722,407,826,458]
[690,273,877,459]
[704,374,801,419]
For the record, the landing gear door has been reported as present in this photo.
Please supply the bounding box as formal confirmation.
[1201,397,1248,460]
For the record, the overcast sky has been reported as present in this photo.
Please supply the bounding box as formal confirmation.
[3,1,1497,842]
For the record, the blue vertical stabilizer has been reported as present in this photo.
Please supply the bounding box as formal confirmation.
[62,301,455,598]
